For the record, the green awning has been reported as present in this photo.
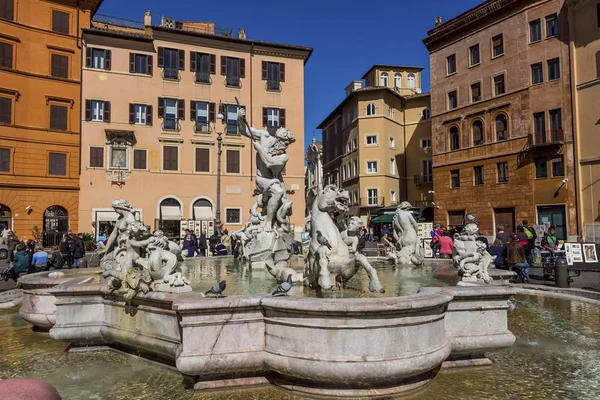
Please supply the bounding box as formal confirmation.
[371,214,393,223]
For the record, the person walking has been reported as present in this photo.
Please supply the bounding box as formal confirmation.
[522,220,537,264]
[182,229,198,258]
[197,231,207,257]
[6,231,19,264]
[221,230,231,254]
[71,233,85,268]
[507,234,530,283]
[31,247,49,272]
[60,235,73,269]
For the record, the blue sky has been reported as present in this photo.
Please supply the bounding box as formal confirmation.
[96,0,483,149]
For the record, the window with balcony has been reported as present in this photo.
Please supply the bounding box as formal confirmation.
[531,63,543,84]
[262,61,285,91]
[549,109,562,140]
[222,56,245,87]
[191,52,215,84]
[86,48,111,70]
[367,188,378,206]
[367,161,378,173]
[548,58,560,80]
[0,96,12,124]
[226,104,240,134]
[0,0,14,20]
[552,155,564,177]
[366,103,376,116]
[534,112,546,143]
[492,34,504,58]
[394,73,401,88]
[51,54,69,78]
[52,10,69,34]
[89,147,104,168]
[191,101,214,133]
[449,126,460,151]
[162,146,178,171]
[451,169,460,188]
[380,72,388,87]
[158,98,182,131]
[530,19,541,43]
[447,54,457,75]
[474,166,484,185]
[496,114,508,141]
[535,157,548,178]
[448,90,457,110]
[129,103,152,126]
[494,74,505,96]
[0,42,13,68]
[129,53,152,75]
[158,47,183,80]
[422,160,432,183]
[472,120,483,146]
[471,82,481,102]
[469,44,480,66]
[546,14,558,38]
[407,73,415,89]
[497,162,509,183]
[49,152,67,176]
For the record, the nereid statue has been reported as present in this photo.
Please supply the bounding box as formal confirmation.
[305,185,384,293]
[99,199,191,300]
[453,223,494,283]
[234,108,299,283]
[389,201,424,266]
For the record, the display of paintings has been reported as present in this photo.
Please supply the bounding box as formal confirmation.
[564,243,573,266]
[422,238,433,258]
[570,243,584,263]
[583,243,598,263]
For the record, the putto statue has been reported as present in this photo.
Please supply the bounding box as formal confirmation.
[99,199,191,300]
[305,185,384,293]
[389,201,424,266]
[453,223,494,283]
[234,108,299,283]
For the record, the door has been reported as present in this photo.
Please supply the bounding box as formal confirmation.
[447,210,465,228]
[43,206,69,247]
[537,206,566,240]
[494,208,516,236]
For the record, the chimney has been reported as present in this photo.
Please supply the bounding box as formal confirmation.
[345,80,363,97]
[435,16,443,26]
[237,28,247,39]
[144,10,152,27]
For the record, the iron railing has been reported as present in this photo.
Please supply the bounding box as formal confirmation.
[359,197,385,207]
[531,129,564,146]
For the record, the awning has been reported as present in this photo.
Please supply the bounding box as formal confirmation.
[194,206,213,221]
[371,214,394,223]
[96,211,119,222]
[161,206,182,220]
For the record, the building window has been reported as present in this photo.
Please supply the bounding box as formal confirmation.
[0,42,13,68]
[0,148,10,172]
[474,166,484,185]
[110,147,127,169]
[451,169,460,188]
[367,188,378,206]
[497,162,509,183]
[549,108,562,136]
[449,126,460,151]
[390,191,397,203]
[225,208,242,224]
[388,137,395,148]
[51,54,69,78]
[422,108,431,120]
[388,106,394,119]
[89,147,103,168]
[535,157,548,178]
[163,146,178,171]
[390,158,395,175]
[598,4,600,28]
[0,96,11,124]
[352,159,357,176]
[195,148,210,172]
[471,82,481,102]
[367,161,378,173]
[192,101,212,133]
[394,73,401,88]
[447,54,457,75]
[191,52,215,83]
[49,152,67,176]
[366,135,377,145]
[133,104,146,125]
[407,73,415,89]
[380,72,388,87]
[158,98,181,131]
[469,44,480,66]
[85,100,110,122]
[158,47,183,80]
[353,107,358,120]
[531,63,543,84]
[52,10,69,34]
[86,48,111,70]
[548,58,560,80]
[50,104,68,131]
[366,103,376,116]
[496,114,508,141]
[133,149,147,170]
[129,53,151,75]
[226,149,240,173]
[534,112,546,141]
[352,138,357,149]
[448,90,457,110]
[226,104,239,134]
[264,107,284,128]
[472,120,484,146]
[262,61,284,91]
[342,165,347,181]
[552,155,564,177]
[91,100,104,121]
[494,74,505,96]
[492,34,504,58]
[546,14,558,38]
[530,19,542,43]
[222,56,244,87]
[422,160,432,183]
[0,0,14,20]
[421,138,432,149]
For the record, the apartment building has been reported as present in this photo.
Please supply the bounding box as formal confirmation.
[0,0,101,244]
[305,138,323,217]
[424,0,576,239]
[319,65,432,225]
[80,12,311,240]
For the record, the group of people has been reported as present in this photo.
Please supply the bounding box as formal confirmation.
[181,229,235,257]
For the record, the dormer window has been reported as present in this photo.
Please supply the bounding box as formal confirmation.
[380,72,388,87]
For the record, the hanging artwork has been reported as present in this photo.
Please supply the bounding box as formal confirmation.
[564,243,573,266]
[570,243,584,263]
[583,243,598,263]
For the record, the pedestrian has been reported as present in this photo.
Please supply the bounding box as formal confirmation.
[47,246,64,270]
[182,229,198,258]
[522,220,537,264]
[438,230,454,258]
[71,233,85,268]
[13,243,30,276]
[541,226,558,252]
[368,227,374,242]
[60,235,73,269]
[495,224,507,248]
[489,239,506,268]
[31,246,49,272]
[197,230,207,257]
[221,229,231,254]
[507,233,530,283]
[6,231,19,263]
[431,224,443,258]
[357,231,366,254]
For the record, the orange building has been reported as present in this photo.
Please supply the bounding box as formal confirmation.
[0,0,102,245]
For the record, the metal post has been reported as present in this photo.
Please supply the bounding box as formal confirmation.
[215,130,223,236]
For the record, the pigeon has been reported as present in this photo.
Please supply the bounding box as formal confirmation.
[205,280,226,298]
[316,230,332,250]
[272,274,293,297]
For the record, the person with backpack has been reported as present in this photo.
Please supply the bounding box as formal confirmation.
[522,220,537,264]
[541,226,558,252]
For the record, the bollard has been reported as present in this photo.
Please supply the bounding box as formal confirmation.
[554,258,569,288]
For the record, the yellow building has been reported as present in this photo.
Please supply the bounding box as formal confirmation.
[318,65,432,224]
[79,12,311,240]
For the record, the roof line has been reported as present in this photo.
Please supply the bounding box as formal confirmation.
[361,64,425,80]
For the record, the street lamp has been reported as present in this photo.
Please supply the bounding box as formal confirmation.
[214,102,225,237]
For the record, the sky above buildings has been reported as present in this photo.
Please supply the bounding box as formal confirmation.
[97,0,483,149]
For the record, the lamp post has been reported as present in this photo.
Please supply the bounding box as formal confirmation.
[214,102,225,237]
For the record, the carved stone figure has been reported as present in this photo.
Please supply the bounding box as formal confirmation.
[305,185,384,293]
[453,223,494,283]
[99,199,191,300]
[234,108,299,283]
[389,201,424,265]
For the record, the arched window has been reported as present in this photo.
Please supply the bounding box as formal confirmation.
[193,198,213,221]
[449,126,460,151]
[422,108,431,120]
[380,72,388,87]
[43,205,69,247]
[472,120,484,146]
[394,73,402,88]
[495,114,508,141]
[407,73,415,89]
[0,204,11,236]
[159,197,182,239]
[366,103,376,116]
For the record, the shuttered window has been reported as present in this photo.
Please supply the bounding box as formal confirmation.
[52,10,69,34]
[163,146,178,171]
[0,0,14,20]
[0,42,13,68]
[51,54,69,78]
[221,56,244,87]
[0,97,11,124]
[195,148,209,172]
[262,61,285,90]
[89,147,104,168]
[129,53,152,75]
[133,149,147,170]
[158,47,183,80]
[49,152,67,176]
[50,105,68,131]
[190,52,215,83]
[226,149,240,173]
[0,148,10,172]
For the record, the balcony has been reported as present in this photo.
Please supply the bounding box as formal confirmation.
[194,72,211,84]
[414,174,433,185]
[194,121,211,133]
[529,129,564,148]
[359,197,386,207]
[162,68,180,81]
[266,80,282,92]
[162,118,180,132]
